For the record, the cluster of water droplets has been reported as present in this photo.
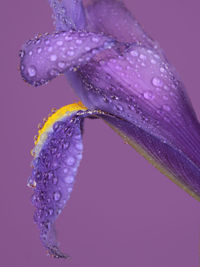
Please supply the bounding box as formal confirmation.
[28,110,86,257]
[20,30,114,86]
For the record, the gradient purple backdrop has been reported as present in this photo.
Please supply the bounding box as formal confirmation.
[1,0,200,266]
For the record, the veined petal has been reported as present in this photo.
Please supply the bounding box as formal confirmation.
[85,0,156,47]
[20,31,113,86]
[28,102,102,258]
[100,114,200,201]
[77,44,200,199]
[48,0,86,31]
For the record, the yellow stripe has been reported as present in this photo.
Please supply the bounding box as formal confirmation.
[32,101,87,158]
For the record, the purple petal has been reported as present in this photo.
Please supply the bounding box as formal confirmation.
[28,102,108,258]
[20,31,113,86]
[86,0,156,47]
[101,114,200,200]
[77,44,200,198]
[29,103,96,258]
[48,0,86,31]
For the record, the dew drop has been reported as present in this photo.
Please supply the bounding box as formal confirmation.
[115,105,123,111]
[67,51,74,56]
[66,156,75,166]
[52,176,58,185]
[50,54,57,61]
[163,105,171,111]
[152,77,163,87]
[160,67,165,73]
[28,51,33,56]
[28,66,37,77]
[19,50,25,58]
[151,59,156,64]
[76,39,82,44]
[139,54,146,60]
[130,50,138,57]
[58,61,65,68]
[48,208,54,216]
[143,91,154,100]
[57,40,63,46]
[37,48,42,54]
[49,68,59,77]
[64,176,74,184]
[75,143,83,151]
[53,191,61,201]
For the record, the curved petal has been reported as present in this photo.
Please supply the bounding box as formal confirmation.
[20,31,113,86]
[28,102,102,258]
[77,44,200,199]
[85,0,157,48]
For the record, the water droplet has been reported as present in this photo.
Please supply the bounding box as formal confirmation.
[130,50,138,57]
[66,156,75,166]
[164,85,169,91]
[57,40,63,46]
[151,59,156,64]
[67,50,74,56]
[143,91,154,100]
[28,66,37,77]
[48,208,54,216]
[28,51,33,56]
[139,54,146,60]
[52,176,58,185]
[76,143,83,151]
[76,39,82,44]
[128,105,135,111]
[48,46,53,52]
[50,54,57,61]
[37,47,42,54]
[160,67,165,73]
[74,134,81,140]
[19,50,25,58]
[152,77,163,87]
[53,191,61,201]
[162,105,171,111]
[85,46,90,51]
[58,61,65,68]
[92,37,99,43]
[49,68,59,77]
[115,105,123,111]
[64,176,74,184]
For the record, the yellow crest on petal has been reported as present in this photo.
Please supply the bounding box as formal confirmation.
[32,101,87,158]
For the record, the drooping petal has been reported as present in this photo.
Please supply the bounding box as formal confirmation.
[48,0,86,31]
[77,44,200,199]
[20,31,113,86]
[28,102,102,258]
[85,0,156,47]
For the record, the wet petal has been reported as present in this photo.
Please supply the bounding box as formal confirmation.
[29,102,102,258]
[100,114,200,200]
[77,44,200,199]
[48,0,86,31]
[20,31,113,86]
[86,0,156,47]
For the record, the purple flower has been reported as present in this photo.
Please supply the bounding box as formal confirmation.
[19,0,200,259]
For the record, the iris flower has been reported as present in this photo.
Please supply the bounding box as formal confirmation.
[19,0,200,259]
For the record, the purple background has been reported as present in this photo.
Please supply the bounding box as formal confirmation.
[1,0,200,266]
